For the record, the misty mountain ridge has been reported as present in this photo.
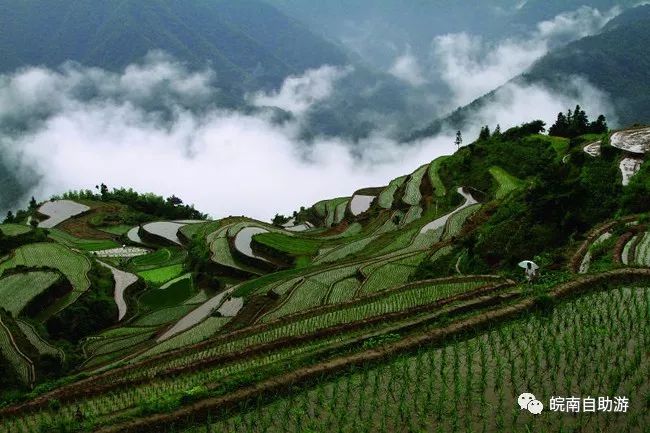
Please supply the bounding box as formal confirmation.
[0,0,351,107]
[407,3,650,140]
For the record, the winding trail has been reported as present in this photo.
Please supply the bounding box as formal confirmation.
[99,262,138,321]
[420,187,478,234]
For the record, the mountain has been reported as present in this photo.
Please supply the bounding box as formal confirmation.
[0,0,347,95]
[265,0,639,70]
[524,4,650,127]
[407,4,650,140]
[1,120,649,432]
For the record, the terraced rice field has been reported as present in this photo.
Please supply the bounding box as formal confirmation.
[0,244,91,307]
[134,304,197,327]
[130,248,186,271]
[210,236,261,274]
[142,222,186,245]
[17,320,63,359]
[349,195,375,216]
[317,198,349,227]
[261,265,360,322]
[233,227,272,265]
[127,226,145,245]
[0,316,34,385]
[629,232,650,266]
[428,156,449,197]
[253,232,321,257]
[378,176,408,209]
[140,273,194,309]
[314,236,379,264]
[442,203,481,240]
[420,188,478,234]
[137,317,231,360]
[0,271,60,315]
[95,246,150,258]
[489,166,524,199]
[0,224,30,237]
[403,164,428,206]
[157,286,236,341]
[99,262,138,320]
[610,126,650,154]
[190,286,649,433]
[98,225,132,236]
[579,232,613,274]
[583,141,602,157]
[620,157,643,186]
[38,200,89,229]
[179,221,221,241]
[48,229,119,251]
[138,264,185,285]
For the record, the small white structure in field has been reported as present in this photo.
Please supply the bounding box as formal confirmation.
[518,260,539,281]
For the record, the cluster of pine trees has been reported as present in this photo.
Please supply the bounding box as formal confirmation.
[548,105,607,138]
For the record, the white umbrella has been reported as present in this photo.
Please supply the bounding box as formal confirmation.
[518,260,539,270]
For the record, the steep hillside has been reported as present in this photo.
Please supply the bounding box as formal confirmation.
[408,4,650,140]
[525,4,650,126]
[0,119,649,432]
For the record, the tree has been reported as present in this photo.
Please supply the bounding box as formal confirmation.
[455,131,463,149]
[100,183,109,200]
[478,125,491,141]
[589,115,608,134]
[29,218,39,229]
[549,106,607,138]
[272,214,291,226]
[166,195,183,206]
[549,112,568,137]
[4,211,14,223]
[29,196,37,210]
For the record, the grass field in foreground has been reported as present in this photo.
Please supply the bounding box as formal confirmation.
[187,286,649,433]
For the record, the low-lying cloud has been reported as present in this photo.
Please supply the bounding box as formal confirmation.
[0,53,616,221]
[431,5,621,108]
[388,48,426,86]
[249,65,352,116]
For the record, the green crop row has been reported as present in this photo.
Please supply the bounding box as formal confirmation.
[0,243,91,302]
[188,286,650,433]
[0,271,60,316]
[402,165,428,206]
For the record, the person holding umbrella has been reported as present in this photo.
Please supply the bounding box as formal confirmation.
[518,260,539,282]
